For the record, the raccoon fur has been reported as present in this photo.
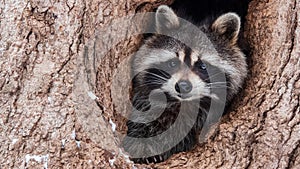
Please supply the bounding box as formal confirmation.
[122,5,248,164]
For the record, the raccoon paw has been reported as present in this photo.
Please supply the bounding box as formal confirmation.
[131,154,167,164]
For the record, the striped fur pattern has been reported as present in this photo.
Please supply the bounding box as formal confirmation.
[122,5,247,164]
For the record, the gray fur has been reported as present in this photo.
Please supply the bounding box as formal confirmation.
[133,6,247,100]
[155,5,180,33]
[125,5,248,164]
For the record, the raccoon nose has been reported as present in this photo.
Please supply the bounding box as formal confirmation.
[175,80,193,94]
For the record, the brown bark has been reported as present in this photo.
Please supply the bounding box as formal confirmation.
[0,0,299,169]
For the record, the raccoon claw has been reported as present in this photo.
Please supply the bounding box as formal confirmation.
[130,155,165,164]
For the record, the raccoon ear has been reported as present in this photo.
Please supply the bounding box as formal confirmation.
[212,13,241,44]
[155,5,180,34]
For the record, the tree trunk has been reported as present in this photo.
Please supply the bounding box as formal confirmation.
[0,0,299,169]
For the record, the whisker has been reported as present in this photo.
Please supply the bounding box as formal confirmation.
[154,69,170,78]
[141,70,169,81]
[207,82,228,85]
[207,86,235,90]
[192,85,220,90]
[204,71,226,81]
[135,83,161,89]
[143,80,165,84]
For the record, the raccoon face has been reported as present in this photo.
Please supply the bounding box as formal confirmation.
[133,46,217,101]
[132,5,247,102]
[164,56,211,101]
[149,49,212,101]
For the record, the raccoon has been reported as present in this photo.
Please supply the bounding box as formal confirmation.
[122,5,248,164]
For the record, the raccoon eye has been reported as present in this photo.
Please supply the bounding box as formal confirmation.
[168,60,178,68]
[199,62,207,70]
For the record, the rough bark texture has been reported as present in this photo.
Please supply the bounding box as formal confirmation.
[0,0,299,169]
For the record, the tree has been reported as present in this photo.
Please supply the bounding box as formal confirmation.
[0,0,299,168]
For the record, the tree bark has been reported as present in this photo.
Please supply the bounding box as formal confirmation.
[0,0,299,169]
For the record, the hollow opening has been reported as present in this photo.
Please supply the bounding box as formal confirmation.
[93,0,252,164]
